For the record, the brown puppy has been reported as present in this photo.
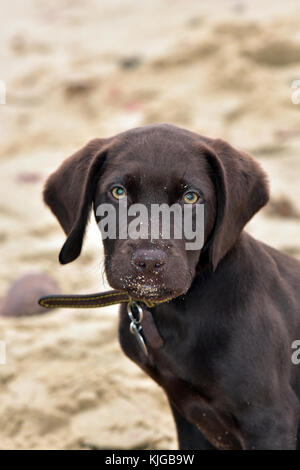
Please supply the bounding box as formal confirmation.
[43,124,300,450]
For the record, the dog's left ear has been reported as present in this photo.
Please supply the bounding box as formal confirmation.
[43,139,110,265]
[201,139,269,271]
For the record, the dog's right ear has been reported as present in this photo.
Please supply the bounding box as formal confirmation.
[200,139,269,271]
[43,138,109,264]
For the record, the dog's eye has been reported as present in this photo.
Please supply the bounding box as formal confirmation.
[111,186,126,199]
[183,191,199,204]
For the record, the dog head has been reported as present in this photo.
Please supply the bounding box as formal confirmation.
[44,124,269,302]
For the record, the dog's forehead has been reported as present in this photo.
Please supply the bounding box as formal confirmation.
[104,125,210,185]
[111,124,201,156]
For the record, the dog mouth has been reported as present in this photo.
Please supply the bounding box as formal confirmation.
[117,274,177,301]
[128,285,172,301]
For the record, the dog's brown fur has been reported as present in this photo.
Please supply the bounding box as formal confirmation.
[43,124,300,449]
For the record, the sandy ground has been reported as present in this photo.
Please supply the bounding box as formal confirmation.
[0,0,300,449]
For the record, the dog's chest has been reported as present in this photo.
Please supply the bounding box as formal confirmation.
[118,307,242,450]
[118,306,201,380]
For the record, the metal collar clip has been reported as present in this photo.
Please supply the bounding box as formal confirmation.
[127,301,148,356]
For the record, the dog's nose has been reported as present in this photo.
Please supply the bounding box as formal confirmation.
[131,249,167,273]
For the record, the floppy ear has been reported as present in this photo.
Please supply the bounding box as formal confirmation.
[201,139,269,271]
[43,139,109,265]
